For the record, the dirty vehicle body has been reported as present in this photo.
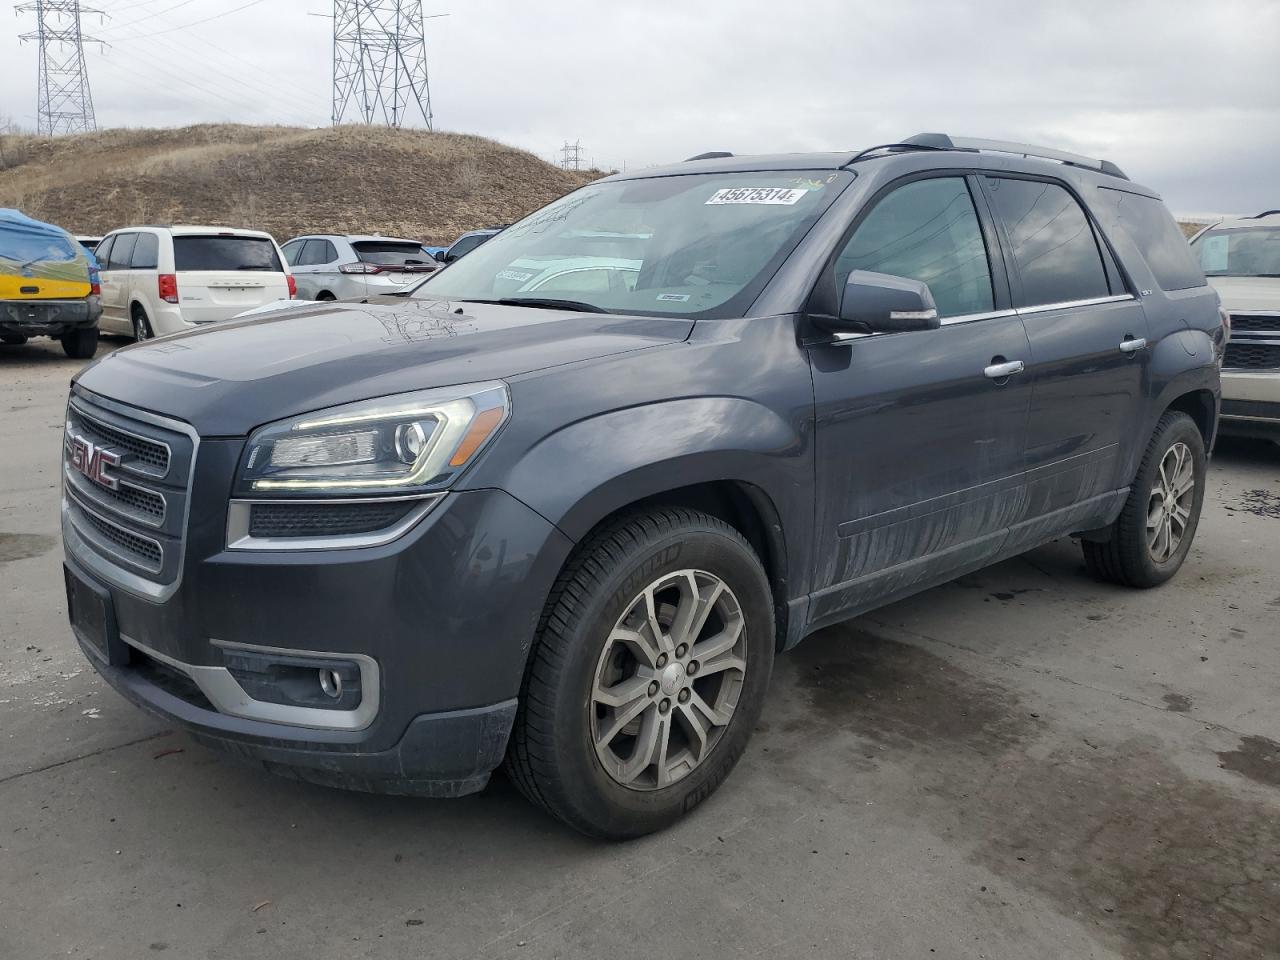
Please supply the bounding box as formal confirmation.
[1,209,102,358]
[63,135,1222,838]
[1190,210,1280,444]
[281,234,437,302]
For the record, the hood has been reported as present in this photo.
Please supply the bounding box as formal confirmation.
[1207,276,1280,313]
[75,297,692,435]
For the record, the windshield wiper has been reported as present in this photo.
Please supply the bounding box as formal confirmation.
[457,297,612,314]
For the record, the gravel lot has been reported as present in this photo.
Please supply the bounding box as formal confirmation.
[2,336,1278,960]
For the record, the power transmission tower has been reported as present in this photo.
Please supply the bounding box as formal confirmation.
[17,0,103,136]
[331,0,435,129]
[560,140,584,171]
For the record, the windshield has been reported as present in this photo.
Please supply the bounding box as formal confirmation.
[352,240,431,266]
[411,171,852,315]
[1191,226,1280,278]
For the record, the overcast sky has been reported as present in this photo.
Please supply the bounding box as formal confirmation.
[2,0,1276,215]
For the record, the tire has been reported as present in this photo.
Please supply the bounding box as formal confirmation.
[1,334,28,346]
[132,307,154,342]
[1082,411,1206,588]
[60,326,99,359]
[505,507,775,840]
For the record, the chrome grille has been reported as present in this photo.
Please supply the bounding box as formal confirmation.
[1224,313,1280,371]
[63,393,196,591]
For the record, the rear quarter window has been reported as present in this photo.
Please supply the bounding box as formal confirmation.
[1097,189,1205,291]
[174,236,283,272]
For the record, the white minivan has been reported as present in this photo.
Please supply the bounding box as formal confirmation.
[94,226,295,339]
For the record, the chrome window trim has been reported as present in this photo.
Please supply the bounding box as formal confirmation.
[122,635,381,731]
[225,492,444,551]
[938,308,1018,327]
[1017,293,1136,316]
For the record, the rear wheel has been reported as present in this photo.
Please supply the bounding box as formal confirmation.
[1082,411,1206,588]
[131,306,154,342]
[1,334,28,345]
[505,507,775,839]
[60,326,99,359]
[317,291,336,302]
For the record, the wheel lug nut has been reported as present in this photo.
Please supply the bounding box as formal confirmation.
[675,643,688,658]
[656,653,668,668]
[647,681,660,697]
[678,688,690,703]
[659,699,670,714]
[687,660,699,676]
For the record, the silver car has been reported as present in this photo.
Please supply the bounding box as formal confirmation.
[281,234,436,301]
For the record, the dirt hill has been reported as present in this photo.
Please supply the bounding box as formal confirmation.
[0,124,601,245]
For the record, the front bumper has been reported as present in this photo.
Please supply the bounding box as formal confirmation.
[1,295,100,335]
[65,447,574,793]
[1219,371,1280,441]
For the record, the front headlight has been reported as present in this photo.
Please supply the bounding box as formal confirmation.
[236,382,509,497]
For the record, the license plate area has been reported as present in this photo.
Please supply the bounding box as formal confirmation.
[64,564,128,666]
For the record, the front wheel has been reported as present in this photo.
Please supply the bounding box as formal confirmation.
[505,507,775,839]
[60,326,99,359]
[1082,411,1206,588]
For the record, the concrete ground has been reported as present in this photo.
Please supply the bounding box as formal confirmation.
[1,335,1278,960]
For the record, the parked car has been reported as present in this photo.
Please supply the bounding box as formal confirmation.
[1189,210,1280,444]
[77,236,103,256]
[282,234,436,302]
[434,226,506,264]
[0,208,101,358]
[62,134,1222,840]
[94,226,295,340]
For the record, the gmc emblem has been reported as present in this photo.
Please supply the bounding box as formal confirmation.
[69,435,120,491]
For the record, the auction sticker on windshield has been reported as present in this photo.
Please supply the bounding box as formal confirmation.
[706,187,807,205]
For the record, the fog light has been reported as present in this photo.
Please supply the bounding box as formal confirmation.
[319,667,343,700]
[222,649,362,711]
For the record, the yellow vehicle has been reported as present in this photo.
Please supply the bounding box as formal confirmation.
[1,209,101,358]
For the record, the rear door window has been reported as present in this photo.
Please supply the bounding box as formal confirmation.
[107,233,137,272]
[131,233,159,270]
[1098,189,1205,291]
[834,177,994,318]
[984,178,1110,306]
[173,236,283,272]
[297,239,336,266]
[352,240,430,267]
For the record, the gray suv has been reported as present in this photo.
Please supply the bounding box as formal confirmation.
[61,134,1223,839]
[282,234,436,301]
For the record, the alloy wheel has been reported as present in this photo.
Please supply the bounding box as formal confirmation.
[1147,441,1195,563]
[590,569,747,791]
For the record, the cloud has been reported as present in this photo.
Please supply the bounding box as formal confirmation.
[1,0,1275,213]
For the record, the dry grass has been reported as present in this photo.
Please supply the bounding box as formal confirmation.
[0,124,602,244]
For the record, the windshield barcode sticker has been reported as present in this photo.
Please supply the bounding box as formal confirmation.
[657,293,690,302]
[706,187,806,206]
[496,269,534,282]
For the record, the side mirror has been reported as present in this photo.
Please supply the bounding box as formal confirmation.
[832,270,940,334]
[433,249,448,263]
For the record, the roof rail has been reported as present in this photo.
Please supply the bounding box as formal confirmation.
[1250,209,1280,219]
[685,151,734,161]
[847,133,1129,181]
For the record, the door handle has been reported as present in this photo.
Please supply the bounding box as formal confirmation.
[983,359,1025,380]
[1119,337,1147,354]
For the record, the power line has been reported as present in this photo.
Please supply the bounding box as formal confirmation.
[331,1,438,129]
[560,139,584,171]
[17,0,104,135]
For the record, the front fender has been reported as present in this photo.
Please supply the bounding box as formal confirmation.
[499,397,806,543]
[1144,326,1221,449]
